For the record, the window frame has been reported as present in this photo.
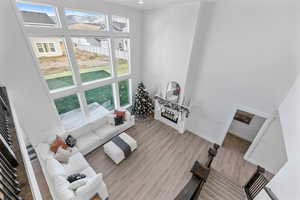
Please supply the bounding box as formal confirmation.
[14,1,133,127]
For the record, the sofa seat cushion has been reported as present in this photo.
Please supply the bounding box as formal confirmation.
[76,133,100,155]
[63,152,90,176]
[93,123,115,140]
[47,159,66,179]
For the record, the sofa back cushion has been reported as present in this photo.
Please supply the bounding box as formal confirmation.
[89,115,108,131]
[47,158,66,178]
[67,124,90,139]
[76,174,108,200]
[54,176,75,200]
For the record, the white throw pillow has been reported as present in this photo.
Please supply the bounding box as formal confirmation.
[54,147,72,163]
[76,174,108,199]
[54,176,75,200]
[124,111,131,121]
[68,178,88,191]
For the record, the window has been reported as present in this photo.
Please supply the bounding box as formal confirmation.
[65,9,108,31]
[84,85,115,112]
[115,38,130,76]
[119,80,130,106]
[54,94,80,115]
[49,43,56,52]
[36,43,44,53]
[16,3,133,130]
[54,94,85,131]
[30,37,75,90]
[112,15,129,32]
[16,2,59,27]
[36,43,57,53]
[71,37,112,82]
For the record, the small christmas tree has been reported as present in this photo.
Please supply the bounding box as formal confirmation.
[132,82,153,119]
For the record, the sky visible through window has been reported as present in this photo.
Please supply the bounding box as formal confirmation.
[16,2,55,16]
[65,9,103,17]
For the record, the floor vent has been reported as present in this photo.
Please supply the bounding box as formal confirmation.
[26,144,37,161]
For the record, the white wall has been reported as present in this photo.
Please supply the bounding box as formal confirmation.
[0,0,142,146]
[0,0,63,146]
[257,74,300,199]
[229,115,266,142]
[246,117,288,174]
[142,2,200,98]
[186,0,299,145]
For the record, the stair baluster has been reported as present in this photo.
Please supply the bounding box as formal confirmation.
[175,144,220,200]
[0,86,22,200]
[244,166,269,200]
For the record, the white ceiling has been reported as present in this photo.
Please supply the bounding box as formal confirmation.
[103,0,201,10]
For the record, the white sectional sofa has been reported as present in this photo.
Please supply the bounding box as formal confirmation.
[36,110,135,200]
[62,110,135,156]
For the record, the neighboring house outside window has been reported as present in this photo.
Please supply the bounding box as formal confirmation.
[36,43,44,53]
[32,38,62,57]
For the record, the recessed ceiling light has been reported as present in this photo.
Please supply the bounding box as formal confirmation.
[138,0,144,5]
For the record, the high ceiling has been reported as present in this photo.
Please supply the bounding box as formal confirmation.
[103,0,201,10]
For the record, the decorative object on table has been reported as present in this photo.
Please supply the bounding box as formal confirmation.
[65,134,77,148]
[132,81,153,119]
[165,81,181,103]
[54,146,72,163]
[67,173,87,183]
[154,81,190,134]
[50,135,68,153]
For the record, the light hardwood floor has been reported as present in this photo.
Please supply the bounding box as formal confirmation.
[31,118,263,200]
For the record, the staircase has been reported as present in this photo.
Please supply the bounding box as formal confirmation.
[199,169,247,200]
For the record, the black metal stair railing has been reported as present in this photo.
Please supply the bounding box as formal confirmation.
[244,166,269,200]
[175,144,220,200]
[0,86,22,200]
